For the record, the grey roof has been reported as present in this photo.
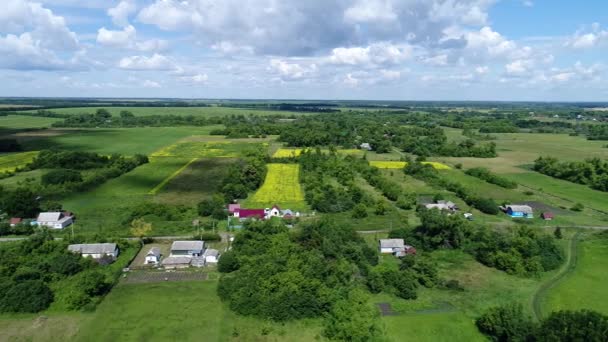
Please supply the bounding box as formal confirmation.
[68,243,117,255]
[171,241,204,251]
[162,256,192,265]
[37,212,62,222]
[146,247,161,257]
[379,239,405,249]
[508,205,533,214]
[281,209,294,216]
[204,249,219,258]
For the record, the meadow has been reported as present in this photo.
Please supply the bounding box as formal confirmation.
[151,141,258,158]
[0,115,61,128]
[0,151,38,173]
[369,160,451,170]
[244,163,307,211]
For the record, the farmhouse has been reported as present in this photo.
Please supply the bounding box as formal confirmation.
[233,208,266,220]
[203,249,220,264]
[36,211,73,229]
[170,241,204,257]
[144,247,162,265]
[379,239,405,254]
[425,200,457,211]
[506,205,534,218]
[266,205,281,218]
[68,243,119,260]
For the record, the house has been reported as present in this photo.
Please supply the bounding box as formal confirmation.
[161,256,191,269]
[36,212,73,229]
[228,203,241,214]
[379,239,405,254]
[425,200,457,211]
[360,143,372,151]
[68,243,119,260]
[144,247,161,265]
[233,208,266,220]
[541,212,554,221]
[506,205,534,218]
[266,205,282,218]
[203,249,220,264]
[9,218,22,227]
[170,241,204,257]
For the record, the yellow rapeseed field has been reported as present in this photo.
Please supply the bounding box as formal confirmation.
[248,164,306,208]
[370,160,451,170]
[0,151,38,173]
[151,142,241,158]
[273,148,364,158]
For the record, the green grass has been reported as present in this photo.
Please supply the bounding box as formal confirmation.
[383,313,485,342]
[20,126,222,156]
[0,151,38,173]
[0,115,61,128]
[74,280,322,342]
[18,106,306,118]
[543,232,608,315]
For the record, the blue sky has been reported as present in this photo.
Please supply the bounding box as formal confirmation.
[1,0,607,101]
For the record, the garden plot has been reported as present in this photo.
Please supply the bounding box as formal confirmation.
[245,163,307,210]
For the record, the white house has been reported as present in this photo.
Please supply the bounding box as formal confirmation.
[170,241,204,257]
[144,247,161,265]
[203,249,220,264]
[68,243,119,260]
[379,239,405,254]
[36,212,73,229]
[265,205,281,218]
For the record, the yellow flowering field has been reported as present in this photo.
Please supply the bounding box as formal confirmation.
[246,164,307,210]
[370,160,451,170]
[151,141,247,158]
[0,151,38,173]
[272,148,364,158]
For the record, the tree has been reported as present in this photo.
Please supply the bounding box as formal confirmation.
[323,289,383,341]
[217,250,239,273]
[537,310,608,342]
[49,253,83,276]
[130,218,152,241]
[475,304,535,342]
[0,280,54,313]
[352,204,368,218]
[374,200,387,216]
[0,189,40,217]
[41,169,83,185]
[95,108,112,120]
[554,227,563,239]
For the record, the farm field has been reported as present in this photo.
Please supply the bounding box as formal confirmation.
[370,160,451,170]
[0,114,61,128]
[0,151,38,173]
[151,141,261,158]
[244,163,307,211]
[18,106,306,118]
[272,148,363,158]
[543,232,608,315]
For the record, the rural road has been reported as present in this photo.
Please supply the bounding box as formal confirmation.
[531,231,581,320]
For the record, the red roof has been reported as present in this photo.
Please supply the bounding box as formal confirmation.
[271,205,281,210]
[235,209,265,219]
[228,204,241,213]
[542,212,554,219]
[10,218,22,225]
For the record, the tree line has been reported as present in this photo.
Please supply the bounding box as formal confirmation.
[534,156,608,192]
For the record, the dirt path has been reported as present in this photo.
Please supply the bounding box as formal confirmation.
[531,231,581,320]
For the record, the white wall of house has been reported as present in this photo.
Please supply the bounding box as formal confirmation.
[379,247,395,254]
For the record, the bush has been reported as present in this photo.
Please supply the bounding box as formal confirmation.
[571,203,584,212]
[48,253,83,276]
[41,169,83,185]
[472,197,500,215]
[217,250,239,273]
[351,204,368,218]
[475,304,535,342]
[0,280,54,313]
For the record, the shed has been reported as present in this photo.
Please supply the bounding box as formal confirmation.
[145,247,162,265]
[506,205,534,218]
[379,239,405,254]
[541,212,554,220]
[170,241,204,257]
[203,249,220,264]
[161,256,191,269]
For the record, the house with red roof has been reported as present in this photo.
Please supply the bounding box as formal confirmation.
[233,208,266,221]
[228,204,241,214]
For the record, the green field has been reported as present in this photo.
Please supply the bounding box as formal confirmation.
[243,163,308,211]
[18,106,306,118]
[0,151,38,173]
[0,115,61,128]
[544,232,608,315]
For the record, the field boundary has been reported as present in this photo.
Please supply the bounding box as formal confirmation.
[531,231,581,320]
[148,158,198,195]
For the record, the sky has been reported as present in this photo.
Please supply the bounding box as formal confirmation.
[1,0,607,101]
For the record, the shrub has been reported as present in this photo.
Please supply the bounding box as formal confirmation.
[41,169,83,185]
[48,253,83,276]
[351,204,368,218]
[475,304,535,342]
[217,250,239,273]
[472,197,499,215]
[571,203,584,212]
[0,280,54,313]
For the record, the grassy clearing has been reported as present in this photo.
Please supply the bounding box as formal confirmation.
[544,232,608,315]
[244,163,307,210]
[0,151,38,173]
[74,281,322,342]
[18,126,221,156]
[383,313,485,342]
[0,115,61,128]
[19,106,306,118]
[0,314,86,341]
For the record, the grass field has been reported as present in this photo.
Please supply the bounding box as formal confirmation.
[0,151,38,173]
[0,115,61,128]
[272,148,364,158]
[543,232,608,315]
[18,106,306,118]
[151,141,258,158]
[244,163,307,210]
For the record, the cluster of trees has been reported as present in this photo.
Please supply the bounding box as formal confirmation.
[0,232,120,313]
[367,254,439,300]
[465,167,517,189]
[0,220,36,236]
[586,124,608,140]
[52,109,222,128]
[220,147,267,202]
[476,304,608,341]
[406,162,500,215]
[410,209,563,276]
[534,156,608,192]
[217,219,383,340]
[209,116,288,138]
[0,188,41,217]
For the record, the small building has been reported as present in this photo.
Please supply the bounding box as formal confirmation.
[394,245,417,257]
[425,200,457,211]
[266,205,282,218]
[464,213,474,221]
[228,203,241,214]
[506,205,534,218]
[379,239,405,254]
[68,243,119,260]
[144,247,161,265]
[170,241,204,257]
[233,208,266,221]
[9,218,22,227]
[36,212,73,229]
[541,212,554,221]
[360,143,372,151]
[161,256,191,269]
[203,249,220,264]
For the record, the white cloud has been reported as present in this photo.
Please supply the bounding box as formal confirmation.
[211,41,254,55]
[269,59,317,81]
[565,24,608,49]
[380,69,401,81]
[328,43,411,66]
[475,66,489,74]
[180,73,208,83]
[343,73,359,87]
[505,59,535,76]
[344,0,397,23]
[97,25,136,47]
[142,79,161,88]
[422,54,448,66]
[108,0,137,27]
[118,53,174,70]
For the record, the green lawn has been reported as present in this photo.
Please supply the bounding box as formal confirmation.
[543,232,608,315]
[383,313,485,342]
[18,106,306,118]
[74,280,322,342]
[0,115,61,128]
